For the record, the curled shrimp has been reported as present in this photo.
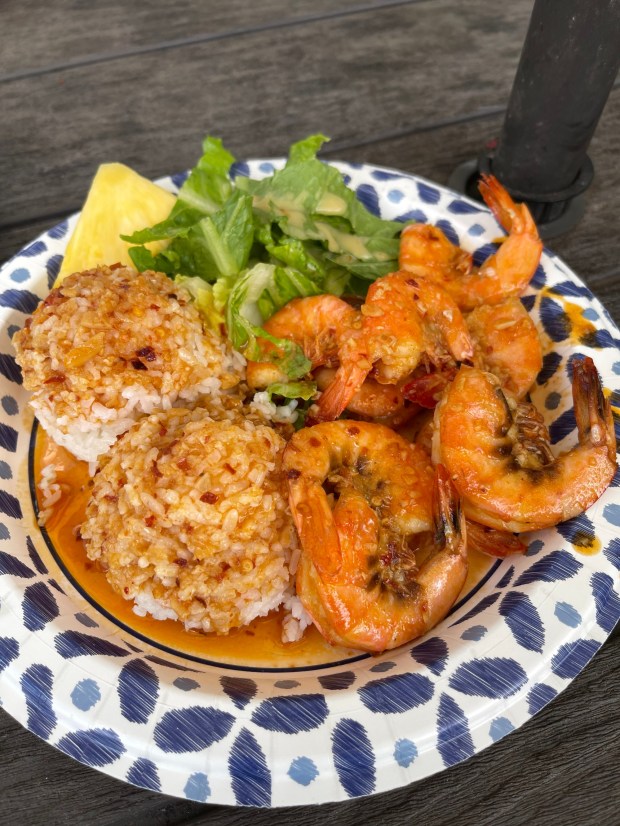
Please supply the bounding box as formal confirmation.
[317,272,473,421]
[465,520,527,559]
[403,297,542,407]
[399,175,543,311]
[432,358,617,533]
[245,295,371,424]
[282,421,467,651]
[466,298,542,400]
[245,294,359,389]
[314,367,418,426]
[362,272,473,385]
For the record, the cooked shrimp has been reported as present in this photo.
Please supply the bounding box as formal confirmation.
[402,365,457,409]
[245,294,359,389]
[314,367,418,426]
[403,297,542,407]
[466,299,542,399]
[246,295,371,423]
[399,175,543,311]
[432,358,617,533]
[361,271,473,385]
[282,421,467,651]
[466,520,527,558]
[317,272,472,421]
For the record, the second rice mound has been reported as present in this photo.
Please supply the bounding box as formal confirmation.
[81,405,299,635]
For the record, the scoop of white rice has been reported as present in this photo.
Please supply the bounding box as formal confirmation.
[13,265,245,463]
[80,405,300,636]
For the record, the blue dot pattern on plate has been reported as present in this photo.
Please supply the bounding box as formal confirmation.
[22,582,59,631]
[229,728,271,806]
[318,671,356,691]
[394,738,417,768]
[154,706,235,753]
[117,659,159,724]
[184,772,211,802]
[74,612,98,628]
[358,673,434,714]
[554,602,582,627]
[57,728,126,767]
[1,395,18,415]
[0,356,22,387]
[10,268,30,284]
[288,756,319,786]
[173,677,200,692]
[527,683,558,715]
[220,675,258,709]
[436,694,474,767]
[449,658,528,698]
[0,163,618,806]
[21,664,56,739]
[410,637,448,675]
[26,536,48,574]
[461,625,487,641]
[514,550,582,586]
[71,678,102,711]
[127,759,160,792]
[450,593,500,626]
[499,592,545,653]
[55,630,129,659]
[489,717,515,742]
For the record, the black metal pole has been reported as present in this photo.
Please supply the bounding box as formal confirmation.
[450,0,620,237]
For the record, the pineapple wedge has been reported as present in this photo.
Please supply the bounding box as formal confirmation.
[56,163,176,285]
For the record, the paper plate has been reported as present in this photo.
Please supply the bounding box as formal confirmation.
[0,160,618,805]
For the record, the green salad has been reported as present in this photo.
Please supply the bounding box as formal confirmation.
[122,134,402,397]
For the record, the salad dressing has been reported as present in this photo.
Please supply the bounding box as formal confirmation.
[34,428,494,667]
[316,192,348,216]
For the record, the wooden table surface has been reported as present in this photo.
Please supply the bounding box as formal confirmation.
[1,2,619,823]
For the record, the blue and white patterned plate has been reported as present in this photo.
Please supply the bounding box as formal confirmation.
[0,160,619,806]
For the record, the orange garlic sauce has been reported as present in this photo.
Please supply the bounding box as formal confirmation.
[35,429,494,668]
[538,287,598,345]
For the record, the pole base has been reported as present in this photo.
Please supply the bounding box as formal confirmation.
[447,156,592,240]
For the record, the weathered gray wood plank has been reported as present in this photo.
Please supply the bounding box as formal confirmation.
[0,0,532,227]
[1,0,404,76]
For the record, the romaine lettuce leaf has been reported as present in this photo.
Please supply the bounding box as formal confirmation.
[128,189,254,281]
[121,133,406,381]
[174,275,224,330]
[226,263,318,378]
[266,381,317,401]
[122,137,236,244]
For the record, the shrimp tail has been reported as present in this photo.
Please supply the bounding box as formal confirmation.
[314,361,371,422]
[433,464,466,556]
[572,356,617,459]
[466,520,527,558]
[412,465,468,631]
[402,367,457,409]
[478,174,530,235]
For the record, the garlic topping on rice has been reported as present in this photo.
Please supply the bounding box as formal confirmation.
[80,405,299,636]
[13,264,244,464]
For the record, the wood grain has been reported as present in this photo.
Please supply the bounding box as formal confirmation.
[0,0,532,226]
[1,0,414,77]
